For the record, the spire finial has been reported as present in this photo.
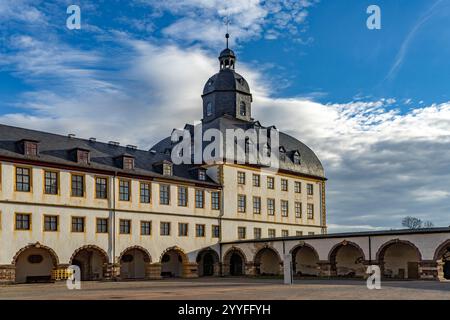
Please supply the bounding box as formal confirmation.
[225,16,230,49]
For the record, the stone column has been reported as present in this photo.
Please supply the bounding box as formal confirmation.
[182,262,199,278]
[213,262,221,277]
[0,265,15,284]
[317,261,332,277]
[147,263,162,280]
[419,260,438,280]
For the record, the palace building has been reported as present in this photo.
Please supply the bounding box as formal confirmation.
[0,39,448,284]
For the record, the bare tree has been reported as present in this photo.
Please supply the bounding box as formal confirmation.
[402,216,422,229]
[423,220,434,228]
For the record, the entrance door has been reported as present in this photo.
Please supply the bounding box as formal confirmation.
[203,253,214,276]
[444,261,450,280]
[407,262,419,279]
[230,253,243,276]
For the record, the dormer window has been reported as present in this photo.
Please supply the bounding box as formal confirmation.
[293,152,301,165]
[20,139,39,156]
[71,148,90,164]
[77,149,90,164]
[163,163,173,176]
[123,156,135,170]
[198,169,206,181]
[279,147,286,162]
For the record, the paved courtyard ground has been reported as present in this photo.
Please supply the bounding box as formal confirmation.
[0,277,449,300]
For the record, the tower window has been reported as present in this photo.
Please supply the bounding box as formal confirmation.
[239,101,246,116]
[206,102,213,116]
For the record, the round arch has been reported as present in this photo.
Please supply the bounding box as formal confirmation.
[433,240,450,281]
[376,239,422,279]
[290,243,319,276]
[253,245,283,276]
[119,246,152,280]
[12,243,59,283]
[160,246,189,278]
[196,248,220,277]
[328,240,366,277]
[69,245,109,281]
[223,247,248,276]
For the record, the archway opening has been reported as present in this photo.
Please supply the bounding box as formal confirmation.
[254,248,281,276]
[120,248,151,280]
[379,242,421,279]
[292,245,319,276]
[71,247,108,281]
[161,249,187,277]
[14,246,58,283]
[230,253,244,276]
[196,250,219,277]
[330,243,365,277]
[434,242,450,281]
[445,261,450,280]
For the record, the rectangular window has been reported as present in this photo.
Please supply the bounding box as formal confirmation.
[15,213,31,230]
[267,198,275,216]
[196,224,205,237]
[254,227,262,239]
[296,231,303,236]
[295,202,302,218]
[198,170,206,181]
[160,222,170,236]
[71,174,84,197]
[140,182,151,203]
[71,217,85,232]
[237,171,246,185]
[96,218,108,233]
[119,180,130,201]
[253,196,261,214]
[95,177,108,199]
[238,226,246,239]
[178,223,188,236]
[268,228,276,238]
[195,189,204,208]
[307,183,314,195]
[237,194,246,213]
[212,225,220,238]
[308,232,315,236]
[307,203,314,219]
[44,171,58,195]
[163,163,173,176]
[16,167,31,192]
[44,215,58,231]
[141,221,151,235]
[282,230,289,237]
[120,219,131,234]
[160,184,170,205]
[281,178,288,191]
[294,181,301,193]
[267,176,274,189]
[281,200,289,217]
[252,174,260,187]
[211,191,220,210]
[178,186,188,207]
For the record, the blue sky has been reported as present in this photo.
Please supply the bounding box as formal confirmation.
[1,0,450,232]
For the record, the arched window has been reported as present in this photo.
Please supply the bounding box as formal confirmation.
[206,102,213,116]
[239,101,246,116]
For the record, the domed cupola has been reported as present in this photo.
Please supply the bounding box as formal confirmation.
[202,33,253,123]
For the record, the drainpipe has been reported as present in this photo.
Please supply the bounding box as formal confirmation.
[219,185,223,277]
[111,172,117,280]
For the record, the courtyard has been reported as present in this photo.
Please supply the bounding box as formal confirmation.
[0,277,449,300]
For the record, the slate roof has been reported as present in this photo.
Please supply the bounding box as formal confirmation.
[151,114,326,179]
[203,69,251,96]
[0,123,219,187]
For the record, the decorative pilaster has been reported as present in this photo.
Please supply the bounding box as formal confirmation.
[182,262,199,278]
[0,265,15,284]
[147,263,162,280]
[317,261,332,277]
[419,260,438,280]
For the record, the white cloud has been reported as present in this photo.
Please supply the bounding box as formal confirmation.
[1,27,450,232]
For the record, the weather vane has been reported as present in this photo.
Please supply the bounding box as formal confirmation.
[224,16,230,48]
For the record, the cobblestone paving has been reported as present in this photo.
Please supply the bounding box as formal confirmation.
[0,278,449,300]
